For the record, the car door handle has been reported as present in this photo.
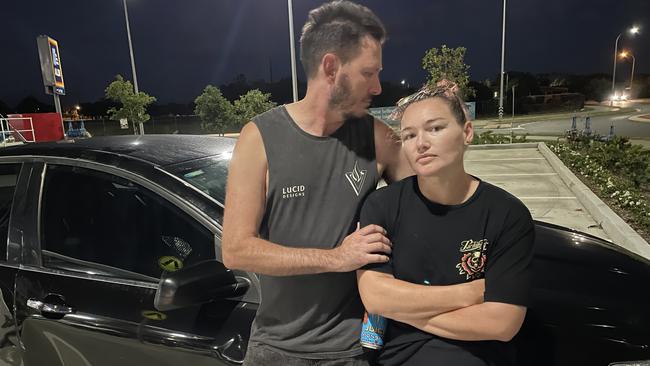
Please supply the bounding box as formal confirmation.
[27,298,75,315]
[213,334,245,364]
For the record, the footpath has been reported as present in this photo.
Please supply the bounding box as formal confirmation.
[465,143,650,261]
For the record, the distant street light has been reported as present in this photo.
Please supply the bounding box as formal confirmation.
[610,26,640,105]
[122,0,144,135]
[619,51,636,97]
[498,0,507,120]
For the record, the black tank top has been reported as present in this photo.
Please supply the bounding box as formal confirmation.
[250,105,379,358]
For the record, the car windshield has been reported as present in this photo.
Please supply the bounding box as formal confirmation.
[168,153,231,203]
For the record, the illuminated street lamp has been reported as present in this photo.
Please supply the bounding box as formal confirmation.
[619,51,636,97]
[610,26,640,105]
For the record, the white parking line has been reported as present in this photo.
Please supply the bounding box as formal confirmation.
[518,197,577,199]
[465,158,546,162]
[479,173,558,177]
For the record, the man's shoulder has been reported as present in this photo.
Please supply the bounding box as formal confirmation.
[252,105,286,125]
[371,117,395,136]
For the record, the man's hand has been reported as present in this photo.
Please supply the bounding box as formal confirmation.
[332,224,391,272]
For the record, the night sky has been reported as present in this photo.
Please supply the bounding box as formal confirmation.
[2,0,648,107]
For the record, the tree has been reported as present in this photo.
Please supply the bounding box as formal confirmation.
[422,45,474,99]
[233,89,277,128]
[194,85,235,135]
[105,75,156,135]
[80,99,119,118]
[15,96,53,113]
[507,72,541,97]
[0,99,12,115]
[468,81,492,101]
[221,74,251,101]
[584,78,611,101]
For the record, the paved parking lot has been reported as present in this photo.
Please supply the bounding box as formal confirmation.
[466,143,650,260]
[465,146,609,239]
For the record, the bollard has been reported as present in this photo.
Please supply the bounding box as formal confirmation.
[608,124,615,140]
[571,116,577,131]
[584,116,592,136]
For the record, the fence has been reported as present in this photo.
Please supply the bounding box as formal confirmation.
[0,117,36,146]
[80,115,219,137]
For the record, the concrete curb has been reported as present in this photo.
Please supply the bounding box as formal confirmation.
[474,107,636,126]
[629,114,650,123]
[469,142,539,150]
[537,142,650,259]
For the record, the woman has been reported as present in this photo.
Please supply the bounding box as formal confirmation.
[357,80,535,366]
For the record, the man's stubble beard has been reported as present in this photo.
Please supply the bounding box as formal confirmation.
[328,74,367,120]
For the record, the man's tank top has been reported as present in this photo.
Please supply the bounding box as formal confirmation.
[249,105,379,358]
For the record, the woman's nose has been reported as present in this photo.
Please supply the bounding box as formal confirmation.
[416,133,429,151]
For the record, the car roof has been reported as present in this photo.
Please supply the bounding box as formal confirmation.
[0,135,236,166]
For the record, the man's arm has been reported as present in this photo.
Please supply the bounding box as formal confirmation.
[374,118,412,183]
[357,270,484,322]
[221,122,392,276]
[405,302,527,342]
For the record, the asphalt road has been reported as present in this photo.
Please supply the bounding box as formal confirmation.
[477,101,650,139]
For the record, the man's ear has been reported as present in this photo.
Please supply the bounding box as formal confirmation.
[322,53,339,83]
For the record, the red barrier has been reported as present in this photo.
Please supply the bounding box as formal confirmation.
[6,113,64,142]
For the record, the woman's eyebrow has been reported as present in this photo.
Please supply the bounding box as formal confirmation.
[424,118,446,125]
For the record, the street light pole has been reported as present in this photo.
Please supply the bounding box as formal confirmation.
[498,0,507,120]
[509,84,516,144]
[629,54,636,96]
[288,0,298,103]
[610,33,622,106]
[610,26,640,105]
[122,0,144,135]
[620,51,637,98]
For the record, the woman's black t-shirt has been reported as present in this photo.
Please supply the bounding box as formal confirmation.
[360,176,535,366]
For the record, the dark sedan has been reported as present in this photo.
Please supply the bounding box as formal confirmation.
[0,135,647,366]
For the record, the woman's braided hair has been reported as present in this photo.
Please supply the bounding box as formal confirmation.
[390,79,470,125]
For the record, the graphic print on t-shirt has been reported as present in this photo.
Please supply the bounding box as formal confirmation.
[456,239,488,280]
[345,160,367,196]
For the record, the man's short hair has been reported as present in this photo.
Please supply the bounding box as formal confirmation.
[300,1,386,79]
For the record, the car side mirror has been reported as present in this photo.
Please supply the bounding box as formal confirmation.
[154,260,249,311]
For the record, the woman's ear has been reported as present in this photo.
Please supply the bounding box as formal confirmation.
[463,121,474,145]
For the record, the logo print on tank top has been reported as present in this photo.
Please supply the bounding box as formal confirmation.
[345,160,367,196]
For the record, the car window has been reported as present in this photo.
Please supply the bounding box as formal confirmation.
[167,154,230,204]
[39,164,215,281]
[0,163,21,261]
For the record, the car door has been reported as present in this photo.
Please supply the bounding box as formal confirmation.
[0,161,26,365]
[13,161,256,366]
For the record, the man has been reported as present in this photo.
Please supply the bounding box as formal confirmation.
[222,1,409,364]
